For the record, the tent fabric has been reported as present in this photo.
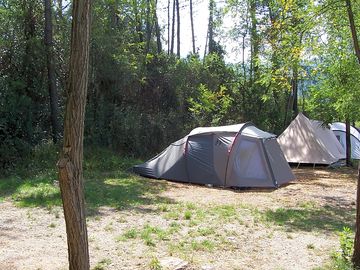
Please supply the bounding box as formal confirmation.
[133,123,295,188]
[330,122,360,159]
[277,113,345,164]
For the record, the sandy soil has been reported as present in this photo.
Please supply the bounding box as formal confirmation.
[0,167,357,270]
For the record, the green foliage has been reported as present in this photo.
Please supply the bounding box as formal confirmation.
[339,227,354,262]
[148,257,162,270]
[318,227,354,270]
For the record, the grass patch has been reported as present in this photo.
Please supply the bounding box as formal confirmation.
[119,228,138,240]
[261,205,355,233]
[93,258,112,270]
[0,145,171,210]
[148,257,162,270]
[191,239,215,251]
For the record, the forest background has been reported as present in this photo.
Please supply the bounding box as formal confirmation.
[0,0,360,169]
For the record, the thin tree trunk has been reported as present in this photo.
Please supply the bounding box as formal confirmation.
[44,0,60,144]
[346,118,352,166]
[292,67,298,115]
[57,0,91,269]
[154,0,162,54]
[208,0,214,54]
[190,0,195,54]
[167,0,170,54]
[250,0,259,83]
[242,34,246,80]
[170,0,175,54]
[145,0,151,54]
[175,0,180,57]
[345,0,360,65]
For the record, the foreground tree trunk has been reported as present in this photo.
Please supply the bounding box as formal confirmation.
[346,0,360,265]
[57,1,91,269]
[353,166,360,267]
[44,0,60,143]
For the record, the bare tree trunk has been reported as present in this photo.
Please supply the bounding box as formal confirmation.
[170,0,175,54]
[190,0,195,54]
[167,0,170,54]
[345,0,360,65]
[249,0,259,83]
[145,0,152,54]
[353,171,360,267]
[292,67,298,115]
[44,0,60,144]
[154,0,162,54]
[242,34,246,79]
[345,118,352,167]
[57,0,91,269]
[208,0,214,54]
[175,0,180,57]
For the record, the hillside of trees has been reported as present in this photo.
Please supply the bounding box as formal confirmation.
[1,0,359,169]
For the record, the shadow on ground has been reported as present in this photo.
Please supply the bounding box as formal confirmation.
[0,169,174,214]
[263,204,355,233]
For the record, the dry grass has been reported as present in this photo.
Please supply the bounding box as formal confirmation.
[0,167,357,270]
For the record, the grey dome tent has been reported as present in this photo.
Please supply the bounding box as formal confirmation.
[133,123,294,188]
[277,113,345,165]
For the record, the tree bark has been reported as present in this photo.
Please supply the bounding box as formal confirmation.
[353,169,360,267]
[208,0,214,54]
[175,0,180,57]
[170,0,175,54]
[154,0,162,54]
[292,67,299,115]
[250,0,259,83]
[167,0,170,54]
[57,0,91,269]
[145,0,152,54]
[190,0,195,54]
[345,0,360,65]
[44,0,60,144]
[346,118,352,166]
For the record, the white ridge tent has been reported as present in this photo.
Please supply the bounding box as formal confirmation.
[330,122,360,159]
[134,122,295,188]
[277,113,345,165]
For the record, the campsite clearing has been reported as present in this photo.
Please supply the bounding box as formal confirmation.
[0,167,357,270]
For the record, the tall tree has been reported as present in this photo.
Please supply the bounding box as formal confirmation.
[44,0,60,143]
[154,0,162,53]
[170,0,175,54]
[345,0,360,266]
[57,0,91,269]
[208,0,215,54]
[167,0,170,53]
[190,0,195,54]
[175,0,180,57]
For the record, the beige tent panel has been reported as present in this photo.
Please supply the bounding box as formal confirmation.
[277,113,345,164]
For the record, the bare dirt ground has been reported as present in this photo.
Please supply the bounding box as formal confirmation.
[0,167,357,270]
